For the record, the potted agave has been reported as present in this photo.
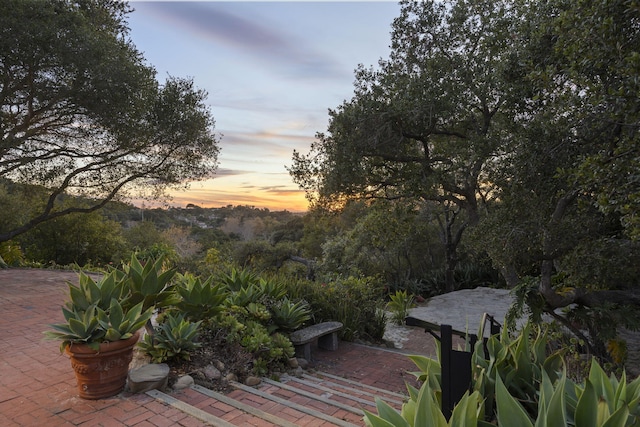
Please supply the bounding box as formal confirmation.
[44,255,174,399]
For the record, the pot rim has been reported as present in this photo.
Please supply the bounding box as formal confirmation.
[66,330,141,355]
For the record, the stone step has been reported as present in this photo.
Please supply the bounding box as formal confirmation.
[299,372,407,407]
[229,379,361,426]
[145,369,409,426]
[191,385,299,426]
[146,389,237,427]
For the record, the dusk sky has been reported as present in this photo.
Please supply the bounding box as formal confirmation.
[127,1,401,211]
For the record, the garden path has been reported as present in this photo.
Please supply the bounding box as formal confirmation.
[0,269,432,426]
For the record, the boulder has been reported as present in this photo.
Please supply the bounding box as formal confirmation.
[296,358,309,370]
[173,375,195,390]
[245,376,261,386]
[203,365,222,381]
[127,363,169,393]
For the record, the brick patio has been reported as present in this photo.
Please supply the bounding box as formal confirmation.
[0,269,428,426]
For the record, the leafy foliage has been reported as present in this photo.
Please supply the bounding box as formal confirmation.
[365,322,640,426]
[174,274,227,322]
[0,240,23,266]
[0,0,220,243]
[284,275,387,341]
[139,313,202,363]
[44,270,153,351]
[387,290,416,325]
[270,298,312,332]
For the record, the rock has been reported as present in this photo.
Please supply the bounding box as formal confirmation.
[173,375,194,390]
[127,363,169,393]
[225,373,238,382]
[203,365,222,380]
[296,358,309,369]
[384,340,396,349]
[294,367,304,378]
[288,357,299,369]
[214,360,225,371]
[245,376,261,386]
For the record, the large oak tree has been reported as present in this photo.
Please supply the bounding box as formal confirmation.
[0,0,220,243]
[291,0,640,358]
[290,0,518,291]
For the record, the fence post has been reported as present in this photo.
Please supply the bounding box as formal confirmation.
[440,324,474,420]
[405,316,501,421]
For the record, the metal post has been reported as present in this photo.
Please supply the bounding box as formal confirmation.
[441,324,474,421]
[440,324,453,420]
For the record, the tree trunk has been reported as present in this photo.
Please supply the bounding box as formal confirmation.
[289,256,316,281]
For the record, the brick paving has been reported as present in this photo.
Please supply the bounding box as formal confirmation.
[0,268,433,426]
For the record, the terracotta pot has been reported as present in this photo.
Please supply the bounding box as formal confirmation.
[66,331,140,399]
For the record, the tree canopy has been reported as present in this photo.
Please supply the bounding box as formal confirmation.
[290,0,640,352]
[0,0,220,242]
[290,0,519,291]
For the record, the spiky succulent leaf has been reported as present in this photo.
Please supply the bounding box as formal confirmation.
[544,370,567,426]
[575,379,598,427]
[601,406,629,427]
[109,298,124,329]
[495,374,534,427]
[104,328,122,341]
[69,279,90,310]
[373,398,410,427]
[363,409,397,427]
[589,358,616,414]
[416,380,447,427]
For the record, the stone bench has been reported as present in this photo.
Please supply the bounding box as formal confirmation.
[289,321,343,360]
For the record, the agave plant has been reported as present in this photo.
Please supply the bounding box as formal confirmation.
[226,284,264,307]
[138,312,202,363]
[174,274,227,322]
[364,379,489,427]
[271,298,311,332]
[259,278,287,300]
[118,254,180,311]
[470,322,564,418]
[494,360,640,427]
[66,271,126,312]
[364,320,640,426]
[44,270,153,352]
[218,268,261,292]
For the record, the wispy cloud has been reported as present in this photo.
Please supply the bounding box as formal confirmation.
[213,168,252,178]
[135,2,347,80]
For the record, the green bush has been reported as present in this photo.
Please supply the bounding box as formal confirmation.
[0,240,24,266]
[386,290,416,325]
[285,275,387,342]
[201,269,307,375]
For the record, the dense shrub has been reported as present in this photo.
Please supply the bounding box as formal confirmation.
[283,275,387,342]
[0,240,23,266]
[132,264,308,376]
